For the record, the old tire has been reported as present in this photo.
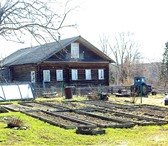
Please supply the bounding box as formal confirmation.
[76,127,106,135]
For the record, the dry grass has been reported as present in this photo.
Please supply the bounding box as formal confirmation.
[109,93,166,106]
[7,117,23,128]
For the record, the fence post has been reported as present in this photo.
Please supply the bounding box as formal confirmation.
[98,84,102,99]
[140,85,142,104]
[62,82,64,97]
[99,84,102,93]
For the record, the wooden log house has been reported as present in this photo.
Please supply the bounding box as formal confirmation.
[1,36,115,87]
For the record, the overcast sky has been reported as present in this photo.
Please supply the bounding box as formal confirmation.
[1,0,168,62]
[76,0,168,62]
[75,0,168,63]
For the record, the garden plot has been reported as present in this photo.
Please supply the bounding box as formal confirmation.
[40,100,100,111]
[138,105,168,119]
[1,100,168,129]
[19,102,67,111]
[24,110,95,129]
[17,101,135,128]
[80,100,168,121]
[26,100,168,126]
[2,104,32,112]
[55,110,134,128]
[80,100,132,110]
[87,109,168,126]
[119,106,168,121]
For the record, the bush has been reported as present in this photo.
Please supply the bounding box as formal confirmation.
[7,117,23,128]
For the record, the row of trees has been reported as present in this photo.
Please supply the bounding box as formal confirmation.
[98,31,168,89]
[99,32,143,85]
[98,32,162,87]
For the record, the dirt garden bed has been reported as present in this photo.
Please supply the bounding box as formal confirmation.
[40,100,100,110]
[79,100,168,120]
[2,104,32,112]
[19,101,67,111]
[24,110,96,129]
[89,109,168,126]
[56,110,134,128]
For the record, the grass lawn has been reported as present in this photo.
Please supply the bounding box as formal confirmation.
[0,95,167,146]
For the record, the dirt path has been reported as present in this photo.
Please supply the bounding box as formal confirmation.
[110,94,166,107]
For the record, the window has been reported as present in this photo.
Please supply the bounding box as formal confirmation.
[98,69,104,80]
[71,43,79,58]
[31,71,35,83]
[71,69,78,80]
[56,70,63,81]
[85,69,91,80]
[43,70,50,82]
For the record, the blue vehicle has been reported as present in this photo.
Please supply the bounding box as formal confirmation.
[131,77,152,96]
[165,97,168,105]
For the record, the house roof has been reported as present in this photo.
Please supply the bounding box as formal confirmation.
[2,36,115,67]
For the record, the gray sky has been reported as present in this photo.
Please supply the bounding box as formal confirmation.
[76,0,168,62]
[74,0,168,63]
[1,0,168,62]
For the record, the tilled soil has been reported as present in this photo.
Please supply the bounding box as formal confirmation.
[90,110,167,126]
[2,104,32,112]
[80,100,168,120]
[25,110,88,128]
[40,100,98,110]
[59,111,128,127]
[19,102,66,111]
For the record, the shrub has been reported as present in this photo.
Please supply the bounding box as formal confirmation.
[7,117,23,128]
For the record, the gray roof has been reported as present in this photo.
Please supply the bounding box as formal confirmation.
[3,36,115,66]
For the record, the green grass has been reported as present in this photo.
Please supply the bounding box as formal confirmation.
[0,111,167,146]
[0,96,167,146]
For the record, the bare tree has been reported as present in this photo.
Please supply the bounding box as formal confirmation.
[0,0,78,44]
[98,34,110,55]
[142,62,161,87]
[99,32,141,85]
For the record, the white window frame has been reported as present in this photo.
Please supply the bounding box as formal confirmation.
[71,69,78,80]
[98,69,104,80]
[71,43,79,58]
[56,69,63,81]
[85,69,91,80]
[43,70,50,82]
[31,71,35,83]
